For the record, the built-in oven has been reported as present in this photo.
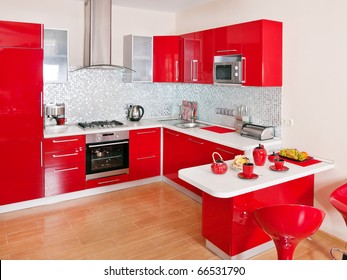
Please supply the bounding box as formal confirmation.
[86,131,129,180]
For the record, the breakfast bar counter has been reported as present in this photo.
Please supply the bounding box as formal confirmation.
[178,158,334,260]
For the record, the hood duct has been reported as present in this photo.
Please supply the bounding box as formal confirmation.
[80,0,133,71]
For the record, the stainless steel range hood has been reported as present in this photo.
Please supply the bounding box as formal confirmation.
[78,0,133,71]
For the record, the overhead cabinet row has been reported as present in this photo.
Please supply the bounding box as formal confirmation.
[127,19,282,86]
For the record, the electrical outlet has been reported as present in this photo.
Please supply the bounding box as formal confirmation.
[216,108,233,116]
[281,118,294,127]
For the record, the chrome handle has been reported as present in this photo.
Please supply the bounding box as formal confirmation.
[54,167,78,173]
[52,139,79,143]
[98,179,120,185]
[216,147,235,156]
[242,57,246,83]
[89,141,128,148]
[175,60,179,81]
[217,49,238,53]
[52,153,78,158]
[166,131,180,137]
[188,138,204,145]
[137,155,156,160]
[136,130,157,135]
[192,59,198,81]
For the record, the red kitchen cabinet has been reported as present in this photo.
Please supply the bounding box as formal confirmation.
[44,135,86,196]
[214,24,242,56]
[181,30,214,84]
[86,173,129,189]
[129,128,161,180]
[153,36,183,82]
[0,20,44,205]
[241,20,282,86]
[163,128,243,197]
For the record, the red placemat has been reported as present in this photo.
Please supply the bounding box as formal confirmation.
[200,126,236,134]
[280,156,321,167]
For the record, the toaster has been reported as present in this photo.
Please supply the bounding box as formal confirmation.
[240,123,274,140]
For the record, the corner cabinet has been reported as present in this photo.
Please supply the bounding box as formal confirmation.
[123,35,153,83]
[44,135,86,196]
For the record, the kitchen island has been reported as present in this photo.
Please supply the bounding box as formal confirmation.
[178,157,334,259]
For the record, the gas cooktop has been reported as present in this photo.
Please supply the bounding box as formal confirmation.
[77,120,124,130]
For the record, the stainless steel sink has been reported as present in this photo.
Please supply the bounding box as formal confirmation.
[174,122,207,129]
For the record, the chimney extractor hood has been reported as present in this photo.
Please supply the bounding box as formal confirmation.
[76,0,133,71]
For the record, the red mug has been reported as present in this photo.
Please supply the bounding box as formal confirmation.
[57,117,66,125]
[243,163,254,178]
[274,158,285,170]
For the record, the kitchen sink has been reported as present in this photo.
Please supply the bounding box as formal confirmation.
[174,122,207,129]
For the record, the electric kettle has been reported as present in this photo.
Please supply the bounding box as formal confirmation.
[128,105,144,121]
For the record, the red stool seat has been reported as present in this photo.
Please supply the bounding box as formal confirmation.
[330,184,347,226]
[253,204,325,260]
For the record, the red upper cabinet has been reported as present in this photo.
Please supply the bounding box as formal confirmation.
[214,24,242,56]
[182,30,214,84]
[153,36,183,83]
[0,20,42,48]
[0,20,44,205]
[241,20,282,86]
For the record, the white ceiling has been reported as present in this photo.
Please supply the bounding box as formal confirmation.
[113,0,217,12]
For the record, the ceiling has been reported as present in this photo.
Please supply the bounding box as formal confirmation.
[113,0,217,12]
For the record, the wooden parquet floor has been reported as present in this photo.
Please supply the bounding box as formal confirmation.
[0,182,345,260]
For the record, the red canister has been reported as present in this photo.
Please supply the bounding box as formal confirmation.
[253,144,267,166]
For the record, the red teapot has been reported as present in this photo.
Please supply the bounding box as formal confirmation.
[253,144,267,166]
[211,152,228,174]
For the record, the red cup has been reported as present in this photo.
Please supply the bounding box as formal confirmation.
[242,163,254,178]
[57,117,66,125]
[274,158,285,170]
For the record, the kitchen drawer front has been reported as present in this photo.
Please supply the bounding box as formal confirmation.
[130,128,161,155]
[44,135,85,154]
[129,154,160,180]
[210,143,243,160]
[86,173,129,189]
[44,147,84,167]
[45,163,85,196]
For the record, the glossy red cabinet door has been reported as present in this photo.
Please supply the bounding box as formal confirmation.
[0,20,42,48]
[129,128,161,180]
[214,24,242,56]
[0,21,44,205]
[241,20,282,86]
[153,36,182,82]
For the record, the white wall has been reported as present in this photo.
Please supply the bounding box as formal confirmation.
[176,0,347,240]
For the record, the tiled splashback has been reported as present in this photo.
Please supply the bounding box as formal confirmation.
[44,69,282,136]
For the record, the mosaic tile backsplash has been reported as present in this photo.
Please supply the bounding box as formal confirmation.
[44,69,282,136]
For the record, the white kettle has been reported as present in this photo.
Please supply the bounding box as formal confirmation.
[128,105,144,121]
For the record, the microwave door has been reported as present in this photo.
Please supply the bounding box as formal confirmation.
[215,64,232,83]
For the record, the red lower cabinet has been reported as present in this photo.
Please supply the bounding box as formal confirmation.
[86,174,129,189]
[163,128,243,197]
[129,128,161,181]
[44,135,86,196]
[202,175,314,257]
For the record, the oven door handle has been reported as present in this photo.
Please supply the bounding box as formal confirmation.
[88,141,128,148]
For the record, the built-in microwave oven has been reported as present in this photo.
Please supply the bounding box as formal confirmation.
[213,55,243,85]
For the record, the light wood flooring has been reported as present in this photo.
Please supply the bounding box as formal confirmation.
[0,182,345,260]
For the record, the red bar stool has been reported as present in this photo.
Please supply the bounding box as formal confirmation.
[329,184,347,260]
[253,204,325,260]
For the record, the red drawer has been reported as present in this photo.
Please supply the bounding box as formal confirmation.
[130,128,161,155]
[86,173,129,189]
[44,147,84,167]
[44,135,85,154]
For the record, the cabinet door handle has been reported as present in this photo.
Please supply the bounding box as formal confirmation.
[216,147,236,156]
[98,179,120,185]
[136,130,157,135]
[52,153,78,158]
[54,167,78,173]
[216,49,238,53]
[175,60,179,81]
[188,138,204,145]
[166,131,180,137]
[52,139,79,143]
[137,155,156,160]
[191,59,198,81]
[242,57,246,83]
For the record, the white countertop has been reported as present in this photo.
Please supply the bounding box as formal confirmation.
[178,158,334,198]
[44,117,281,152]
